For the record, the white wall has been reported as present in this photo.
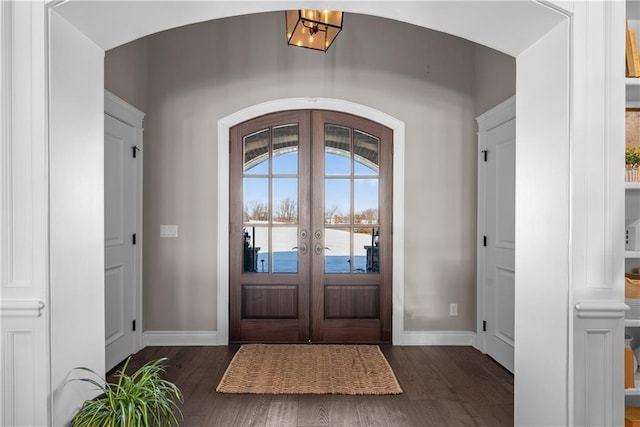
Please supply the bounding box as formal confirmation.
[50,11,105,424]
[515,19,570,426]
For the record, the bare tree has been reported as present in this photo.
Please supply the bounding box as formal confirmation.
[245,200,268,221]
[355,208,378,224]
[275,197,297,223]
[325,205,342,224]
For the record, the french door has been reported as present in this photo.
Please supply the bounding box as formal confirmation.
[229,110,392,343]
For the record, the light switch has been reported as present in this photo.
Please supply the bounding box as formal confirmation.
[160,225,178,238]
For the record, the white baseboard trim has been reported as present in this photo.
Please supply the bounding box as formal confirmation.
[141,330,477,347]
[143,331,220,346]
[401,331,477,346]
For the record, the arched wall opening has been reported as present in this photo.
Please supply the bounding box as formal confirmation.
[47,2,575,425]
[216,98,406,346]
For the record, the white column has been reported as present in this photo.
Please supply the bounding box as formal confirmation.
[0,1,50,426]
[49,10,106,425]
[569,1,626,425]
[515,18,571,426]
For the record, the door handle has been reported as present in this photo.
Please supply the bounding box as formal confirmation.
[314,244,331,255]
[292,243,308,254]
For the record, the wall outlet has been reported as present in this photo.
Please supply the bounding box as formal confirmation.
[449,303,458,316]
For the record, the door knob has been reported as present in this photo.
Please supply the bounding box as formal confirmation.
[314,243,323,255]
[292,243,308,254]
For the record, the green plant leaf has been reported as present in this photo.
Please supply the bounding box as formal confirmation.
[70,357,183,427]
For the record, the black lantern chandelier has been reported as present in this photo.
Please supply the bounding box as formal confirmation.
[285,10,343,52]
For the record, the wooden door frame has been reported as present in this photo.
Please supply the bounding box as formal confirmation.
[217,98,405,345]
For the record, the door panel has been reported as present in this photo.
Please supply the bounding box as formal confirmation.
[230,110,392,343]
[104,114,136,370]
[311,111,392,343]
[483,117,515,373]
[230,111,311,342]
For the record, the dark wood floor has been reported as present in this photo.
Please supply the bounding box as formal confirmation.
[111,345,513,426]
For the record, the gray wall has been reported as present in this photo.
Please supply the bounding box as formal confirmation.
[104,37,148,112]
[475,44,516,115]
[105,12,515,334]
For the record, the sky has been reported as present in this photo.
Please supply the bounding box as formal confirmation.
[243,151,379,217]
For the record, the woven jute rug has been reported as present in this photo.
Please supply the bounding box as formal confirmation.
[216,344,402,395]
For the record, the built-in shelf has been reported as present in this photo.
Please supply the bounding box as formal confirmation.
[627,369,640,396]
[627,182,640,191]
[628,78,640,105]
[628,251,640,259]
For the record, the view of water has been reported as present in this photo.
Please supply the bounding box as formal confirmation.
[253,251,370,273]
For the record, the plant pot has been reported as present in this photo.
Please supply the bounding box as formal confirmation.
[627,166,640,183]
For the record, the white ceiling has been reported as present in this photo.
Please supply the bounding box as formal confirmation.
[52,1,566,56]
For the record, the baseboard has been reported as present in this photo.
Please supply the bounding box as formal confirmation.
[401,331,477,346]
[142,331,220,346]
[141,330,477,347]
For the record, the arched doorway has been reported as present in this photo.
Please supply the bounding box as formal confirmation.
[20,2,624,425]
[217,98,406,345]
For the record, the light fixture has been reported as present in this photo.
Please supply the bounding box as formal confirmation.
[285,10,343,52]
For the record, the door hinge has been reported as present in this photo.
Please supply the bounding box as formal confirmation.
[483,235,487,247]
[132,146,140,158]
[132,320,136,331]
[481,150,488,162]
[132,233,137,245]
[482,320,486,332]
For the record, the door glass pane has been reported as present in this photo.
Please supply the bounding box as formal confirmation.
[243,177,269,222]
[325,228,351,273]
[273,124,298,174]
[273,178,298,224]
[354,130,379,175]
[244,129,269,174]
[354,228,379,273]
[325,179,350,224]
[325,125,351,175]
[354,179,379,225]
[272,226,298,273]
[243,226,269,273]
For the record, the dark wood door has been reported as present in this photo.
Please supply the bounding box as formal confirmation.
[229,110,392,343]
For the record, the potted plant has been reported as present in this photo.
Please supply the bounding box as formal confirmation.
[627,147,640,182]
[70,357,183,427]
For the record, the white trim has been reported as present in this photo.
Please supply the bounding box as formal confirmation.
[476,96,516,131]
[142,330,477,348]
[402,331,477,347]
[0,300,45,317]
[143,331,218,347]
[217,97,405,345]
[574,301,629,319]
[104,91,144,128]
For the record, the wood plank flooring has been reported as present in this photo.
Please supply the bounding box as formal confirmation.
[110,346,513,427]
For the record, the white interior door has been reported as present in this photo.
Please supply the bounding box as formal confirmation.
[104,113,137,371]
[477,98,515,373]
